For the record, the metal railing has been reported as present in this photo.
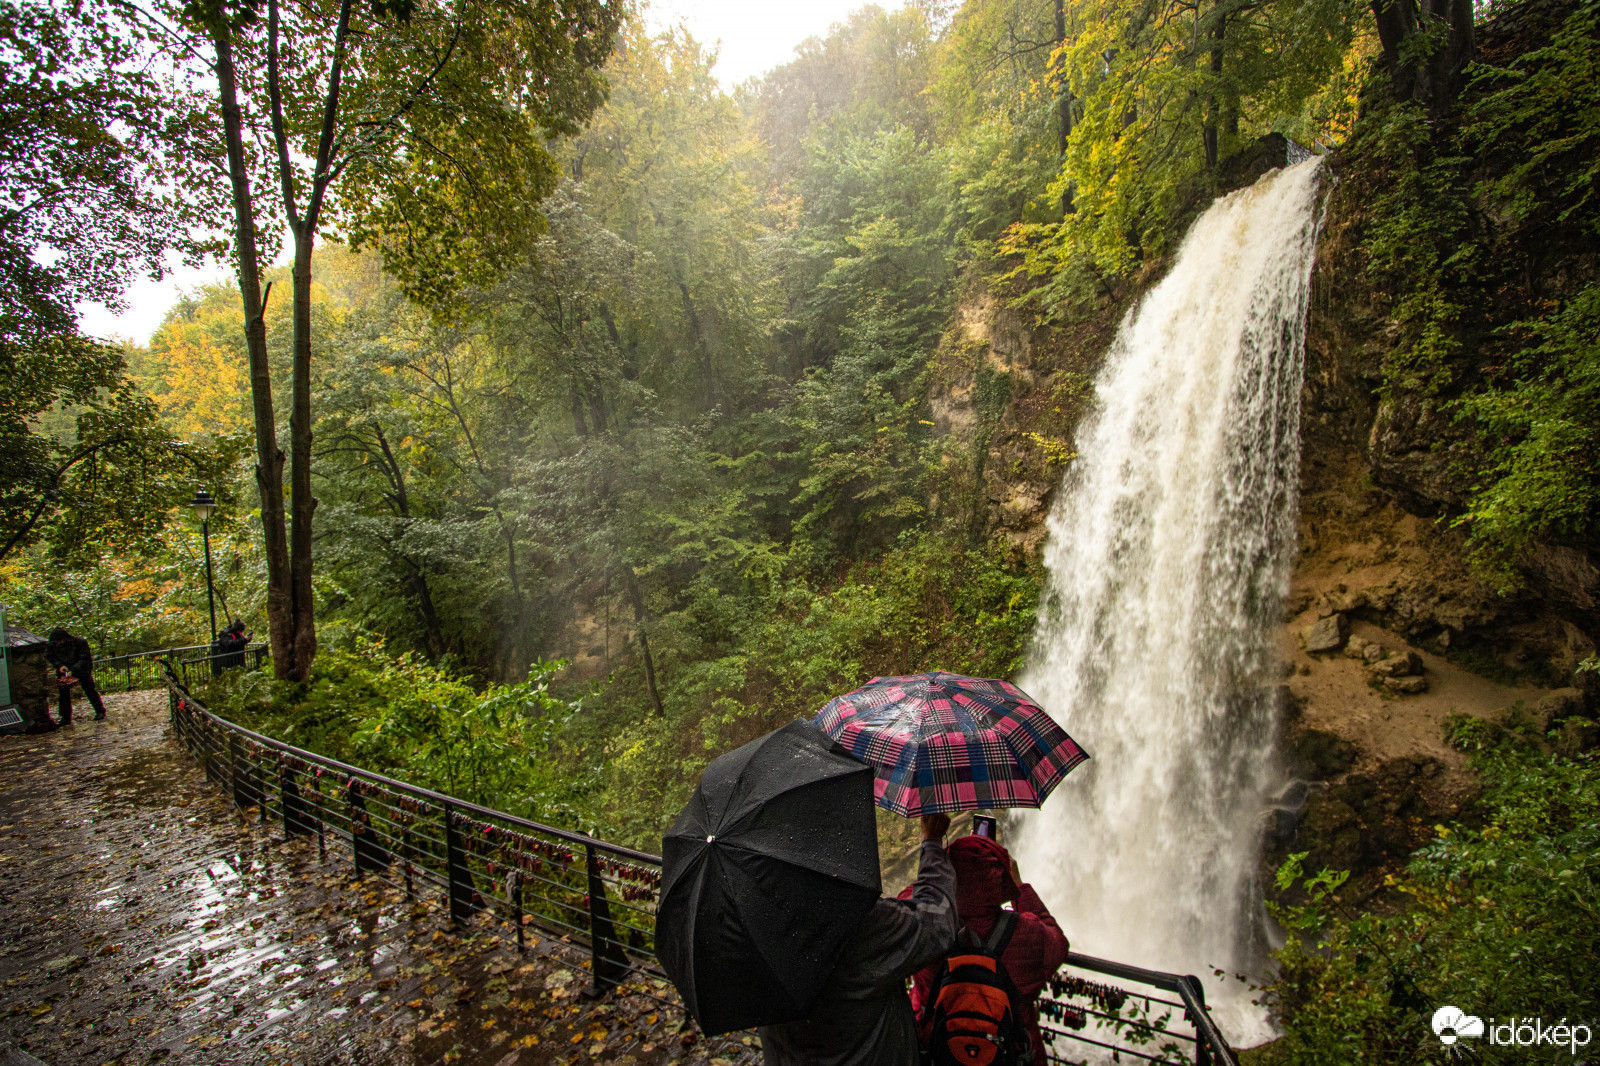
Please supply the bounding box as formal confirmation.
[1038,954,1241,1066]
[93,642,268,692]
[159,666,1239,1066]
[163,668,669,1008]
[173,644,269,689]
[95,644,212,692]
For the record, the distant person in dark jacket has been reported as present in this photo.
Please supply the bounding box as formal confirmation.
[908,834,1071,1066]
[211,620,250,675]
[759,813,958,1066]
[46,628,106,725]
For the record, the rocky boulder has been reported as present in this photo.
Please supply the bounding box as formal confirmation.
[1266,756,1453,905]
[1303,613,1349,654]
[1383,676,1429,695]
[1537,687,1586,729]
[1295,794,1365,871]
[1344,635,1387,663]
[1285,728,1358,780]
[1368,650,1424,678]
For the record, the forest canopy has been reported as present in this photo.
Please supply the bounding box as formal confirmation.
[0,0,1556,800]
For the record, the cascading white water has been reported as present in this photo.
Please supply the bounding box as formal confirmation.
[1011,158,1324,1046]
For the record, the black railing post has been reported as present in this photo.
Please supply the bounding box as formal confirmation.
[347,780,390,877]
[281,763,311,838]
[248,745,264,823]
[1183,975,1212,1066]
[401,828,414,900]
[229,733,247,811]
[510,870,524,951]
[444,803,477,925]
[583,843,631,997]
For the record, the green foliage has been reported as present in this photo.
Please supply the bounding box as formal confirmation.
[569,533,1039,847]
[790,309,942,562]
[327,0,623,307]
[998,0,1359,311]
[0,336,244,565]
[1349,0,1600,583]
[201,639,593,826]
[1457,290,1600,563]
[0,0,185,346]
[1266,743,1600,1063]
[1,519,264,655]
[1349,97,1475,399]
[0,0,234,568]
[1466,1,1600,236]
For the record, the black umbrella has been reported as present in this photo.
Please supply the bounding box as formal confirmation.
[657,720,883,1035]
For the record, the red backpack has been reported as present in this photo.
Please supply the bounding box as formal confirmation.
[922,910,1031,1066]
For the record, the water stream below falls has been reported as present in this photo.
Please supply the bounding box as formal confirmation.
[1011,157,1325,1047]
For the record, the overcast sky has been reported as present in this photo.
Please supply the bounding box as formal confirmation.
[76,1,897,346]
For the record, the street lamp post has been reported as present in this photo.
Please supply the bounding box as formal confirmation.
[189,490,218,645]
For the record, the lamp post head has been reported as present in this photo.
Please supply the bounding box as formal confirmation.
[189,489,217,523]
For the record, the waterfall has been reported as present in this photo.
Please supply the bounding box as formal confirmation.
[1011,158,1324,1046]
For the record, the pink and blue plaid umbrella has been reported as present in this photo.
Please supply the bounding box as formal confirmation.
[813,671,1088,816]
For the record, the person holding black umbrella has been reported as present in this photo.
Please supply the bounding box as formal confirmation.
[657,721,958,1066]
[760,811,957,1066]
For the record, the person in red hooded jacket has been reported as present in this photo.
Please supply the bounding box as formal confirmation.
[905,833,1071,1065]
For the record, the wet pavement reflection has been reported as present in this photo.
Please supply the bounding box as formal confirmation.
[0,691,755,1066]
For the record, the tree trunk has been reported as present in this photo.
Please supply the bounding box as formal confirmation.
[677,281,715,410]
[587,374,609,436]
[570,385,590,437]
[208,18,293,680]
[624,570,665,717]
[287,228,318,682]
[1371,0,1474,115]
[601,305,638,381]
[266,0,352,681]
[407,568,446,659]
[1203,14,1225,170]
[1054,0,1075,214]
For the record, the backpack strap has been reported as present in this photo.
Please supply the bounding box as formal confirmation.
[982,909,1019,958]
[984,912,1033,1066]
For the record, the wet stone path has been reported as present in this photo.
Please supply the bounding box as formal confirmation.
[0,690,754,1066]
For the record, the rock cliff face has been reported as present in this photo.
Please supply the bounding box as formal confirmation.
[1267,116,1600,895]
[929,284,1126,558]
[1301,162,1598,690]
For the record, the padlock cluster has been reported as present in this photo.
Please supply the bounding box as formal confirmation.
[1047,974,1129,1012]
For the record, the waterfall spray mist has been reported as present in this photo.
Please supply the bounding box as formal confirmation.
[1011,158,1325,1045]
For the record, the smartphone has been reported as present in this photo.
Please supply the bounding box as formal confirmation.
[972,814,997,839]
